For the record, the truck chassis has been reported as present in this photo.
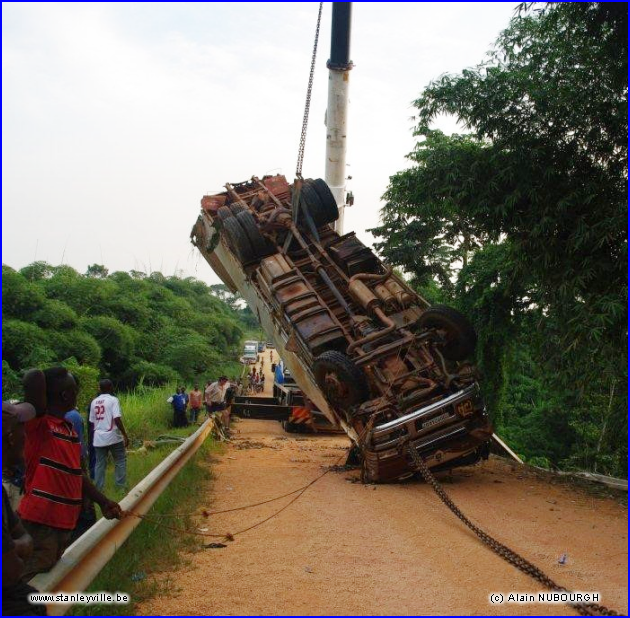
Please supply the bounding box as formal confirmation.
[192,175,492,482]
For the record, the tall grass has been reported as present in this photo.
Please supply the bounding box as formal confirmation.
[96,386,199,503]
[117,385,189,444]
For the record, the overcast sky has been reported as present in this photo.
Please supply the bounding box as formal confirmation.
[2,2,517,285]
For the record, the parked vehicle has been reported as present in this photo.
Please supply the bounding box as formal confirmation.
[273,361,339,433]
[241,340,258,364]
[191,175,492,481]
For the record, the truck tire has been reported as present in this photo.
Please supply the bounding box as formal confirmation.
[217,206,233,221]
[297,180,337,228]
[282,420,298,433]
[313,351,369,408]
[222,215,255,263]
[297,182,325,227]
[228,203,246,216]
[235,210,275,259]
[310,178,339,224]
[417,305,477,360]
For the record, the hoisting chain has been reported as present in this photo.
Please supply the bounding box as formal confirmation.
[295,1,324,179]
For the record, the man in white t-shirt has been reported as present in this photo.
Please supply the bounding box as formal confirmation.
[89,379,129,491]
[204,376,232,432]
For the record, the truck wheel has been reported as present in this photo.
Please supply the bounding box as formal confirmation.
[297,182,325,227]
[229,203,246,216]
[310,178,339,224]
[222,216,255,263]
[313,351,369,408]
[217,206,233,221]
[417,305,477,360]
[235,210,275,259]
[282,420,298,433]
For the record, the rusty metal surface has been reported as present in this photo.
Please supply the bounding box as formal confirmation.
[192,174,492,482]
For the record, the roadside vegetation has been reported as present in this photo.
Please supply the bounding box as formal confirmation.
[371,3,627,477]
[2,264,247,397]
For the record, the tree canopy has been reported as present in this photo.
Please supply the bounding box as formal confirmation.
[370,2,627,476]
[2,263,248,398]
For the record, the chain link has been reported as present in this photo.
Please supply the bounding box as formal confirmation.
[296,2,324,179]
[406,446,618,617]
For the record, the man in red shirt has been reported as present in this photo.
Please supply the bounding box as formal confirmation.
[18,367,122,580]
[188,385,203,424]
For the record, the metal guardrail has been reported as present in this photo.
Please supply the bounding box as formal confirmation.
[30,419,215,615]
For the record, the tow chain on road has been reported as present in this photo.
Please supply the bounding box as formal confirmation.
[406,446,618,617]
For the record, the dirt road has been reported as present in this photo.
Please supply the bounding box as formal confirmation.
[138,358,627,616]
[137,428,626,615]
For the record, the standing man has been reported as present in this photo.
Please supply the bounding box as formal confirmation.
[65,405,96,542]
[90,379,129,492]
[203,381,213,417]
[169,388,187,428]
[18,368,121,580]
[188,385,203,424]
[205,376,229,430]
[2,401,46,616]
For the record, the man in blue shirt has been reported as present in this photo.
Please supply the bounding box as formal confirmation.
[64,407,96,542]
[170,389,187,428]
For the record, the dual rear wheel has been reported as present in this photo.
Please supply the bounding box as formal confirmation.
[219,206,275,262]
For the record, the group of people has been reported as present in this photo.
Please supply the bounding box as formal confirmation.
[3,367,125,615]
[244,368,265,394]
[170,377,239,432]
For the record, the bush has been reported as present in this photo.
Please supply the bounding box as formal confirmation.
[2,266,47,318]
[62,359,100,413]
[123,361,181,388]
[2,319,54,369]
[33,299,78,330]
[2,361,21,400]
[50,330,102,367]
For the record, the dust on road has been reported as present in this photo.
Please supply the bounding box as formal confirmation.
[137,416,627,616]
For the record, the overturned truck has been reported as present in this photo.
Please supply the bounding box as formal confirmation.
[192,175,492,482]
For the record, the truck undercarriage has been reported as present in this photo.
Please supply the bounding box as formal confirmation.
[192,175,492,482]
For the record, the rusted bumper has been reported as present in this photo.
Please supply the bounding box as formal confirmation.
[364,385,493,482]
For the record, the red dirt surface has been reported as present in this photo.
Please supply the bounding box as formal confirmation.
[137,417,627,616]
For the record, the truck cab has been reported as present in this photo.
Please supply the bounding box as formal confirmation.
[241,340,258,364]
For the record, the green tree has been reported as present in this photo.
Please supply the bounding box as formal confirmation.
[122,361,180,388]
[19,261,54,281]
[81,316,136,376]
[85,264,109,278]
[49,330,102,367]
[33,299,79,330]
[2,320,54,369]
[2,262,253,391]
[2,361,21,400]
[159,333,222,382]
[2,265,46,318]
[371,2,627,476]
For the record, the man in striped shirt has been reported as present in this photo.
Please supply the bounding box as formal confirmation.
[18,367,121,580]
